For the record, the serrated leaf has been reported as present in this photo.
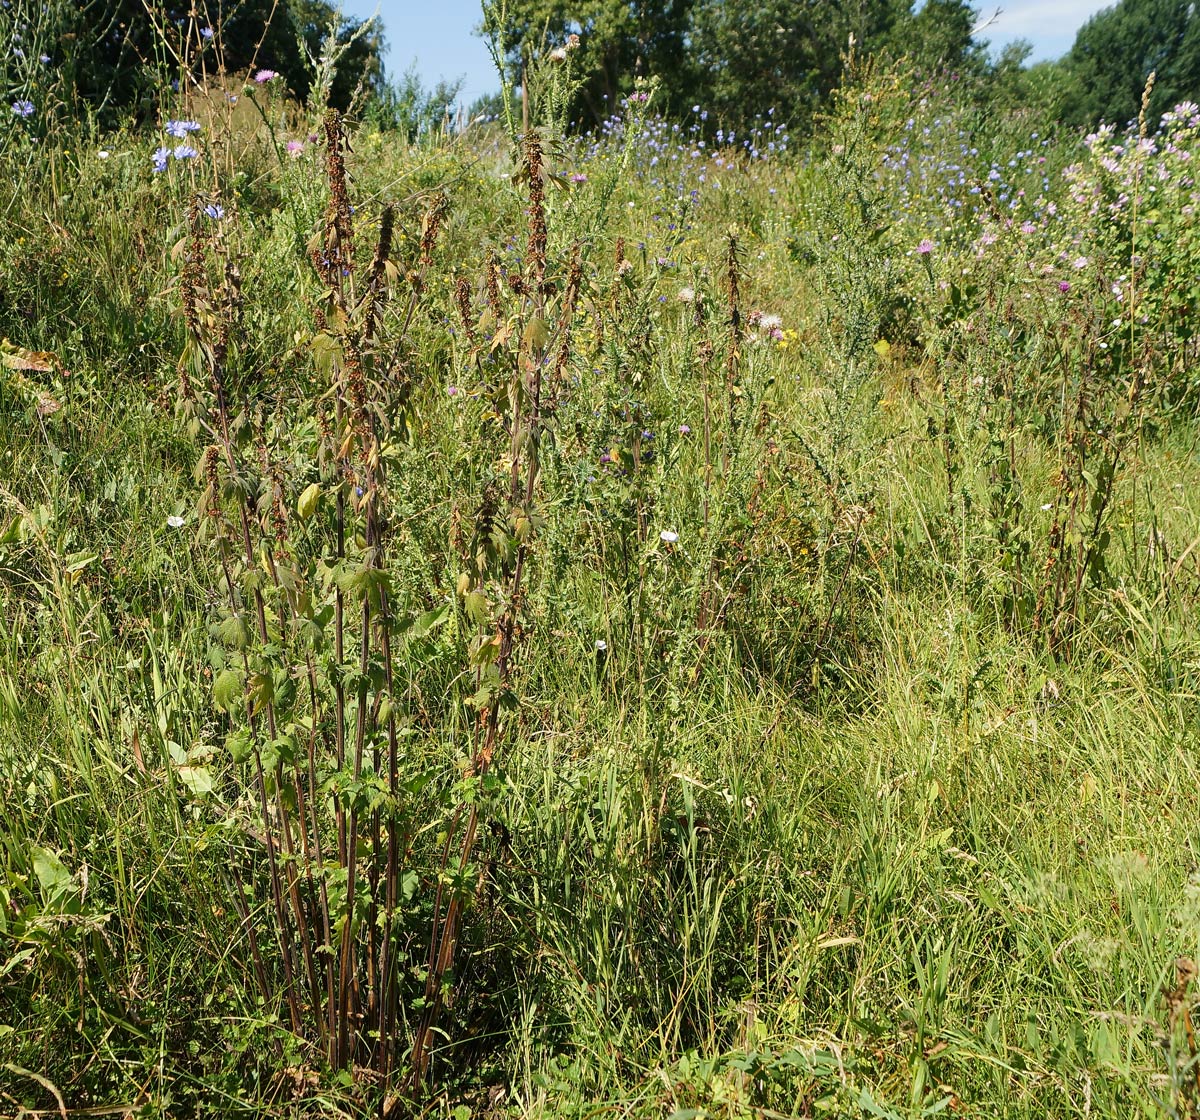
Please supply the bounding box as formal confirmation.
[217,616,250,651]
[523,315,549,351]
[226,728,254,763]
[213,668,243,711]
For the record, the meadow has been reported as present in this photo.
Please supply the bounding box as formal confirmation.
[2,52,1200,1120]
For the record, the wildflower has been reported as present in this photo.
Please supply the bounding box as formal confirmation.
[595,639,607,651]
[678,286,695,302]
[1058,281,1071,293]
[254,69,278,83]
[152,146,169,173]
[916,238,934,254]
[759,313,782,332]
[447,385,459,396]
[203,203,224,220]
[10,99,34,118]
[679,424,691,435]
[548,46,568,62]
[659,530,678,544]
[570,172,587,183]
[173,144,198,160]
[39,54,50,63]
[97,150,110,160]
[1072,256,1089,269]
[165,119,201,138]
[200,26,213,39]
[286,139,304,157]
[167,515,185,528]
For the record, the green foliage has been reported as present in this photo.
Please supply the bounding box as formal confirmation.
[4,44,1200,1120]
[1061,0,1200,126]
[493,0,985,130]
[0,0,383,131]
[366,64,466,141]
[489,0,694,123]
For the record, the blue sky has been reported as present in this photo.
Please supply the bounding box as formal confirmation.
[342,0,1115,108]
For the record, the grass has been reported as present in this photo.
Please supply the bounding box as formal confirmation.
[1,58,1199,1120]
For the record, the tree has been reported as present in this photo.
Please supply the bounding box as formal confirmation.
[491,0,696,124]
[491,0,984,131]
[1062,0,1200,126]
[885,0,986,76]
[30,0,383,125]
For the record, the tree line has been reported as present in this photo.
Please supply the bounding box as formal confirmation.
[14,0,1200,133]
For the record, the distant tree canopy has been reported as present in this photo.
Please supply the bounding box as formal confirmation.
[43,0,383,122]
[491,0,985,128]
[1058,0,1200,126]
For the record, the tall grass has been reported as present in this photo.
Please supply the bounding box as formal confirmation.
[1,41,1198,1120]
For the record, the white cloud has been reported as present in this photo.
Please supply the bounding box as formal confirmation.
[977,0,1114,60]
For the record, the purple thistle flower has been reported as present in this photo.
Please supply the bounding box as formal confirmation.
[254,69,278,83]
[1058,281,1071,293]
[916,238,934,255]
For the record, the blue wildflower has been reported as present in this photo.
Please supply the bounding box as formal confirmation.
[165,119,201,138]
[173,144,198,160]
[11,99,34,118]
[152,146,169,172]
[203,203,224,220]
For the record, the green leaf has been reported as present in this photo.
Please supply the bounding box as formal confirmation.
[217,616,250,651]
[297,482,322,521]
[30,846,73,896]
[226,728,254,764]
[407,603,450,642]
[464,591,490,626]
[176,765,213,798]
[213,668,243,711]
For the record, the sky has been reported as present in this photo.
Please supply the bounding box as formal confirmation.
[341,0,1116,109]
